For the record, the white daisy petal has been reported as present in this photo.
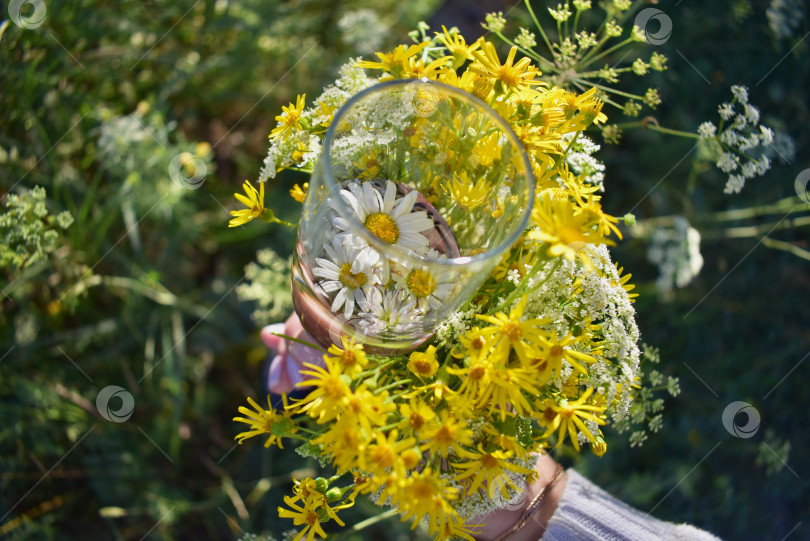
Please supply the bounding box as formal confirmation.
[321,280,342,293]
[344,294,354,319]
[397,211,434,232]
[391,189,418,219]
[383,180,397,210]
[312,235,379,319]
[332,287,347,312]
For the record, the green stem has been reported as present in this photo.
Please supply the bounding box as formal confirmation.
[580,81,644,101]
[646,125,702,139]
[357,357,400,378]
[561,130,582,157]
[525,0,556,56]
[373,379,411,394]
[271,332,326,353]
[493,30,556,72]
[496,257,563,312]
[578,38,634,69]
[343,509,398,534]
[612,120,702,139]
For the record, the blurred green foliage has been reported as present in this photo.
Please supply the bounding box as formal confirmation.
[1,0,808,540]
[0,0,437,538]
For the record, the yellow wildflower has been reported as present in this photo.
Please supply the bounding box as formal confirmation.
[476,364,541,419]
[529,191,614,262]
[614,264,638,302]
[312,415,366,474]
[228,180,265,227]
[233,395,297,449]
[469,42,543,93]
[445,172,491,210]
[397,468,460,531]
[356,42,430,78]
[536,332,596,375]
[423,410,474,457]
[341,386,393,434]
[437,66,477,94]
[277,495,327,541]
[353,150,381,178]
[288,477,320,506]
[407,345,439,381]
[437,27,482,68]
[541,387,607,451]
[398,397,438,436]
[475,296,550,365]
[325,335,368,376]
[452,326,490,362]
[451,444,532,497]
[400,55,453,80]
[270,94,306,140]
[296,359,353,423]
[446,358,491,402]
[290,182,308,203]
[358,429,416,475]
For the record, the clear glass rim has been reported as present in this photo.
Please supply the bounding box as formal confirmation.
[321,78,536,269]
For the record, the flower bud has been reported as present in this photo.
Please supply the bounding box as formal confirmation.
[314,477,329,493]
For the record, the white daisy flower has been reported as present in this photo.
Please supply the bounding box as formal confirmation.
[312,238,378,319]
[357,286,421,335]
[391,249,456,313]
[331,180,435,263]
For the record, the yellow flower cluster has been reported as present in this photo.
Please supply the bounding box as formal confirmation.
[235,26,641,541]
[235,289,615,538]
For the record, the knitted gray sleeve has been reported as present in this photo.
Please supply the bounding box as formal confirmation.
[541,470,722,541]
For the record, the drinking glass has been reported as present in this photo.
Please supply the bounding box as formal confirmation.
[292,79,535,351]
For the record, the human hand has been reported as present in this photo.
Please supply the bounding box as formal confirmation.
[262,312,324,394]
[470,452,567,541]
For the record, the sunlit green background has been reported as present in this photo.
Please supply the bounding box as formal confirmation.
[1,0,808,539]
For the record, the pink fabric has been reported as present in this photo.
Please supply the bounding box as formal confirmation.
[262,313,324,394]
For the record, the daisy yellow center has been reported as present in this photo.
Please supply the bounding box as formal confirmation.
[409,412,425,430]
[339,263,367,289]
[407,269,437,298]
[481,453,498,469]
[365,213,399,244]
[501,321,522,342]
[550,345,564,359]
[544,409,557,423]
[472,337,485,349]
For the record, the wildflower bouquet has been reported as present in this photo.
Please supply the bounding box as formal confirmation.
[231,22,649,541]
